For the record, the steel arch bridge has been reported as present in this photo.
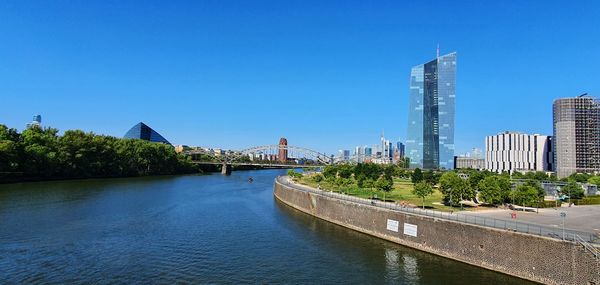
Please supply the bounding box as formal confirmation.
[184,145,333,165]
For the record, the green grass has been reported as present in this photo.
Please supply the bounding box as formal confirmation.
[297,175,457,211]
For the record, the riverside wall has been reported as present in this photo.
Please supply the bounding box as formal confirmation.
[274,178,600,285]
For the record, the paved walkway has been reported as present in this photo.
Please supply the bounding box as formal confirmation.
[462,206,600,235]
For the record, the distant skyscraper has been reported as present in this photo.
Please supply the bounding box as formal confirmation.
[278,137,288,163]
[553,95,600,178]
[364,147,372,157]
[396,142,405,158]
[406,51,456,169]
[124,122,171,145]
[354,146,365,163]
[27,114,42,128]
[338,150,350,162]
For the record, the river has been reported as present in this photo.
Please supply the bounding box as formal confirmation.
[0,169,532,284]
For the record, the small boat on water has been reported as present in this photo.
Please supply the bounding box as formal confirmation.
[248,177,254,183]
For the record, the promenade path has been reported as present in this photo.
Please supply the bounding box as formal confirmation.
[462,205,600,236]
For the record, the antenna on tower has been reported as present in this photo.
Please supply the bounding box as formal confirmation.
[436,43,440,58]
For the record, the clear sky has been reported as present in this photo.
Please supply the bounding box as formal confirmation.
[1,1,599,155]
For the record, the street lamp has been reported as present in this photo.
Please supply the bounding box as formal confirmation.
[560,212,567,240]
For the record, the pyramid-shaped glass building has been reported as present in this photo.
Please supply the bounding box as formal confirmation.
[124,122,171,145]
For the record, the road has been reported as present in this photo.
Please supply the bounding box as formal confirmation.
[462,205,600,236]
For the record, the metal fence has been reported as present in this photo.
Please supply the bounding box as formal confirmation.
[276,176,600,245]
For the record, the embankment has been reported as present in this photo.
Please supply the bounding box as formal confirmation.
[274,177,599,285]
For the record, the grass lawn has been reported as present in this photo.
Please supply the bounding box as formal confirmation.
[297,174,457,212]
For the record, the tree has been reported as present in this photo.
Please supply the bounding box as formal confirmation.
[478,176,503,205]
[413,182,434,209]
[0,124,22,172]
[569,173,591,183]
[562,181,585,200]
[355,173,367,188]
[588,176,600,186]
[337,164,354,179]
[512,185,539,207]
[467,170,487,191]
[439,172,473,207]
[524,180,545,202]
[375,175,394,201]
[322,165,337,178]
[312,173,324,183]
[287,169,303,180]
[423,170,439,185]
[0,123,199,181]
[411,168,423,184]
[363,178,375,190]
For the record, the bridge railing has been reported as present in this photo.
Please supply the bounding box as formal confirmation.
[276,176,600,245]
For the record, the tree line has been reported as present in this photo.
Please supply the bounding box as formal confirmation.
[294,163,592,208]
[0,124,198,180]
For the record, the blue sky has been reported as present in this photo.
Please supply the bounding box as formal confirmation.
[1,1,599,155]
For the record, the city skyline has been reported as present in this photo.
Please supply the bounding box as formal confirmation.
[2,1,600,155]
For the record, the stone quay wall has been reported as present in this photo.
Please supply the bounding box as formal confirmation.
[274,177,600,285]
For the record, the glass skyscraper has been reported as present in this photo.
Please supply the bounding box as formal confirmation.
[406,52,456,169]
[124,122,171,145]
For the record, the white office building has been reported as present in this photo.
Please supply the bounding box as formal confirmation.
[485,131,553,174]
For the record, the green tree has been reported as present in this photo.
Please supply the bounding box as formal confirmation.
[439,172,473,207]
[478,176,504,205]
[562,181,585,200]
[411,168,423,184]
[467,170,487,191]
[287,169,303,180]
[21,125,60,177]
[363,178,375,190]
[0,123,198,181]
[423,170,439,185]
[322,165,338,178]
[312,173,324,183]
[569,173,591,183]
[0,124,22,172]
[413,182,434,209]
[355,173,367,188]
[375,175,394,201]
[512,185,539,207]
[588,176,600,186]
[337,164,354,179]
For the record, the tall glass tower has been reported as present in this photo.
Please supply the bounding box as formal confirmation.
[406,52,456,169]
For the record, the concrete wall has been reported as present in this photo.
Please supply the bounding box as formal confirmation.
[274,179,600,285]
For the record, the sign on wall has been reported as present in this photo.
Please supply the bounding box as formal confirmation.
[404,223,418,237]
[386,219,399,232]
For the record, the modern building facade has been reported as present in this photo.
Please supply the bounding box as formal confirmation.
[338,150,350,162]
[278,137,288,163]
[396,142,405,158]
[485,131,553,174]
[124,122,171,145]
[454,156,485,170]
[354,146,365,163]
[406,52,456,169]
[26,114,42,128]
[553,95,600,178]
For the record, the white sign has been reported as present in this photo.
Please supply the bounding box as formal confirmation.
[403,223,418,237]
[386,219,399,232]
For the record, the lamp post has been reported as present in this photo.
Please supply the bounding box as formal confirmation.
[560,212,567,240]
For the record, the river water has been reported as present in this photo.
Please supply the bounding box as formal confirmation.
[0,169,532,284]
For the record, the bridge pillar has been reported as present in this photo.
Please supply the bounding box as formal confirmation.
[221,163,232,175]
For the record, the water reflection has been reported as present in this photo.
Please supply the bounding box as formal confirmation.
[0,170,533,284]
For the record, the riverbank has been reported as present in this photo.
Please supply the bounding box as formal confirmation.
[274,176,600,285]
